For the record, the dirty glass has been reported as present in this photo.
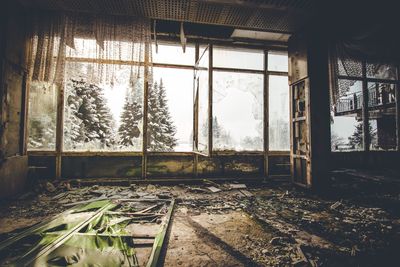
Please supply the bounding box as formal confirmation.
[367,82,397,150]
[63,61,144,151]
[147,67,193,152]
[27,81,57,150]
[213,46,264,70]
[213,71,263,151]
[152,43,195,65]
[196,46,209,153]
[268,51,288,72]
[331,80,364,151]
[269,75,290,151]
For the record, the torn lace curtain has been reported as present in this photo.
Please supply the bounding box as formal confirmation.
[27,11,153,87]
[330,37,398,106]
[330,43,363,106]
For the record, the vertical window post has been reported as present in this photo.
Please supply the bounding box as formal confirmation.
[362,60,369,151]
[208,44,213,155]
[264,49,269,177]
[142,42,150,179]
[55,82,64,179]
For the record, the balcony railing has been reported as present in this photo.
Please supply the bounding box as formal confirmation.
[335,88,396,115]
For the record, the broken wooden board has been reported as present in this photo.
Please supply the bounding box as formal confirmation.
[0,198,175,267]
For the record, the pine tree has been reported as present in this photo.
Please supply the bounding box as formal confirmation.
[118,76,143,147]
[64,79,115,149]
[157,79,177,151]
[147,79,177,151]
[348,122,376,149]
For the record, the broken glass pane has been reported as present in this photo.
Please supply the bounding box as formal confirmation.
[213,71,263,151]
[197,46,209,153]
[27,81,57,150]
[269,75,290,151]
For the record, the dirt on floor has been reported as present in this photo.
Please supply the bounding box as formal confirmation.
[0,168,400,266]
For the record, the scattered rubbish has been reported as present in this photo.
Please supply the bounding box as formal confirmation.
[330,201,342,210]
[228,183,247,189]
[207,186,222,193]
[45,182,56,193]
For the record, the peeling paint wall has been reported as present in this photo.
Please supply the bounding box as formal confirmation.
[0,1,28,198]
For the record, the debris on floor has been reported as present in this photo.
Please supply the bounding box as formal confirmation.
[0,168,399,266]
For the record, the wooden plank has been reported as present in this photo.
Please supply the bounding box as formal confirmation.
[17,202,116,266]
[146,199,175,267]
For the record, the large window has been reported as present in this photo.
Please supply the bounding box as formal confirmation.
[28,42,290,155]
[331,58,398,151]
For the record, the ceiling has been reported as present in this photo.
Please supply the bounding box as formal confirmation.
[16,0,315,34]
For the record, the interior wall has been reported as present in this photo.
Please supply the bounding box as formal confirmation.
[0,1,28,198]
[29,154,289,180]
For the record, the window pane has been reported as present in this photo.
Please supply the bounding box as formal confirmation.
[64,61,143,151]
[148,67,193,152]
[213,71,263,151]
[213,46,264,70]
[331,80,363,151]
[269,75,289,150]
[268,51,288,72]
[367,82,397,150]
[152,43,195,65]
[366,62,397,80]
[197,46,209,153]
[28,82,57,150]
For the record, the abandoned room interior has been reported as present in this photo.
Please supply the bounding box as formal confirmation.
[0,0,399,266]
